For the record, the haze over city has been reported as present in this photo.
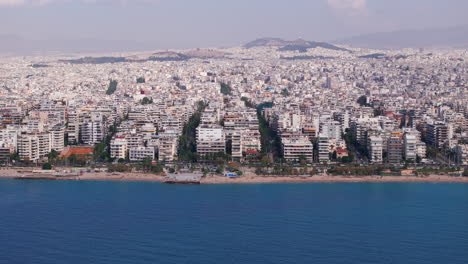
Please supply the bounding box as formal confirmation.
[2,0,468,53]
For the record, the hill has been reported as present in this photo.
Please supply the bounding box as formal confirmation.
[244,38,350,52]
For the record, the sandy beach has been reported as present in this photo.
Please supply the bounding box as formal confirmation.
[1,167,467,184]
[200,174,468,184]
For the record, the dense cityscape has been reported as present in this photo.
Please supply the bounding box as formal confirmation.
[1,40,468,180]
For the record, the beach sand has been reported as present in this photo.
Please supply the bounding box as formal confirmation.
[1,167,467,184]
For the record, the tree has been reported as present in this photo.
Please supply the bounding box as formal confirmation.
[118,158,126,163]
[9,152,20,162]
[68,154,78,166]
[281,88,290,96]
[227,161,241,171]
[261,155,272,167]
[226,139,232,155]
[141,157,153,172]
[47,150,60,164]
[141,97,153,105]
[357,95,369,107]
[298,155,307,166]
[416,155,422,163]
[108,164,131,173]
[136,77,145,83]
[463,168,468,177]
[106,80,118,95]
[178,101,206,162]
[220,82,232,95]
[42,163,52,170]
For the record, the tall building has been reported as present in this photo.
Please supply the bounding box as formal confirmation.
[403,134,417,161]
[18,131,56,162]
[80,113,106,145]
[282,136,313,162]
[110,137,128,160]
[368,136,383,163]
[317,134,330,163]
[455,144,468,165]
[158,132,179,162]
[387,132,403,164]
[50,126,65,152]
[196,126,225,156]
[427,122,448,149]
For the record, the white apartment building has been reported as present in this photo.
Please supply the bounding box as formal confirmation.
[18,133,51,162]
[403,134,417,161]
[50,126,65,152]
[368,136,383,163]
[317,135,330,163]
[129,146,155,161]
[282,136,313,162]
[455,144,468,165]
[80,113,106,145]
[110,137,128,160]
[158,133,179,162]
[0,127,19,152]
[196,126,225,155]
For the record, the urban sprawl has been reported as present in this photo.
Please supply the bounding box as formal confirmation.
[1,43,468,178]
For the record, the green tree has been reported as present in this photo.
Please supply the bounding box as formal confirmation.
[357,95,369,106]
[178,101,206,162]
[47,150,60,164]
[141,97,153,105]
[9,152,20,162]
[106,80,118,95]
[108,163,131,173]
[136,77,145,83]
[42,163,52,170]
[220,82,232,95]
[68,154,78,166]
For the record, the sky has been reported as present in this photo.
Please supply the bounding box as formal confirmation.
[1,0,468,49]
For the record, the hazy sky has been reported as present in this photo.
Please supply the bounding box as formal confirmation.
[1,0,468,49]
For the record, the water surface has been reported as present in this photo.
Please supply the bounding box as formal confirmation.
[1,180,468,264]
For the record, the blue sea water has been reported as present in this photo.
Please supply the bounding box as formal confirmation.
[1,180,468,264]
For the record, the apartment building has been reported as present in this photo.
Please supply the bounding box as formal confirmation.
[196,126,225,156]
[403,134,417,161]
[158,133,179,162]
[427,122,448,149]
[455,144,468,165]
[282,136,313,162]
[368,135,383,163]
[129,146,155,161]
[110,137,128,160]
[387,132,403,164]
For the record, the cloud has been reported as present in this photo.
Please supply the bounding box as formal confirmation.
[0,0,158,7]
[327,0,368,16]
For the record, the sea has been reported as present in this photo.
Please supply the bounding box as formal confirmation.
[1,179,468,264]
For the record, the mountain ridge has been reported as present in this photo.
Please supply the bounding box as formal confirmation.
[244,38,351,52]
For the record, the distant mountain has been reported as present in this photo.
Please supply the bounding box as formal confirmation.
[59,50,230,65]
[336,25,468,49]
[244,38,350,52]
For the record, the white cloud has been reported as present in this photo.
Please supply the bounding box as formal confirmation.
[327,0,368,16]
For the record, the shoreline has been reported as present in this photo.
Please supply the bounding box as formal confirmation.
[1,168,467,184]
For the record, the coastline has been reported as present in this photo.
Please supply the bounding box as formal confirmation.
[1,168,468,184]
